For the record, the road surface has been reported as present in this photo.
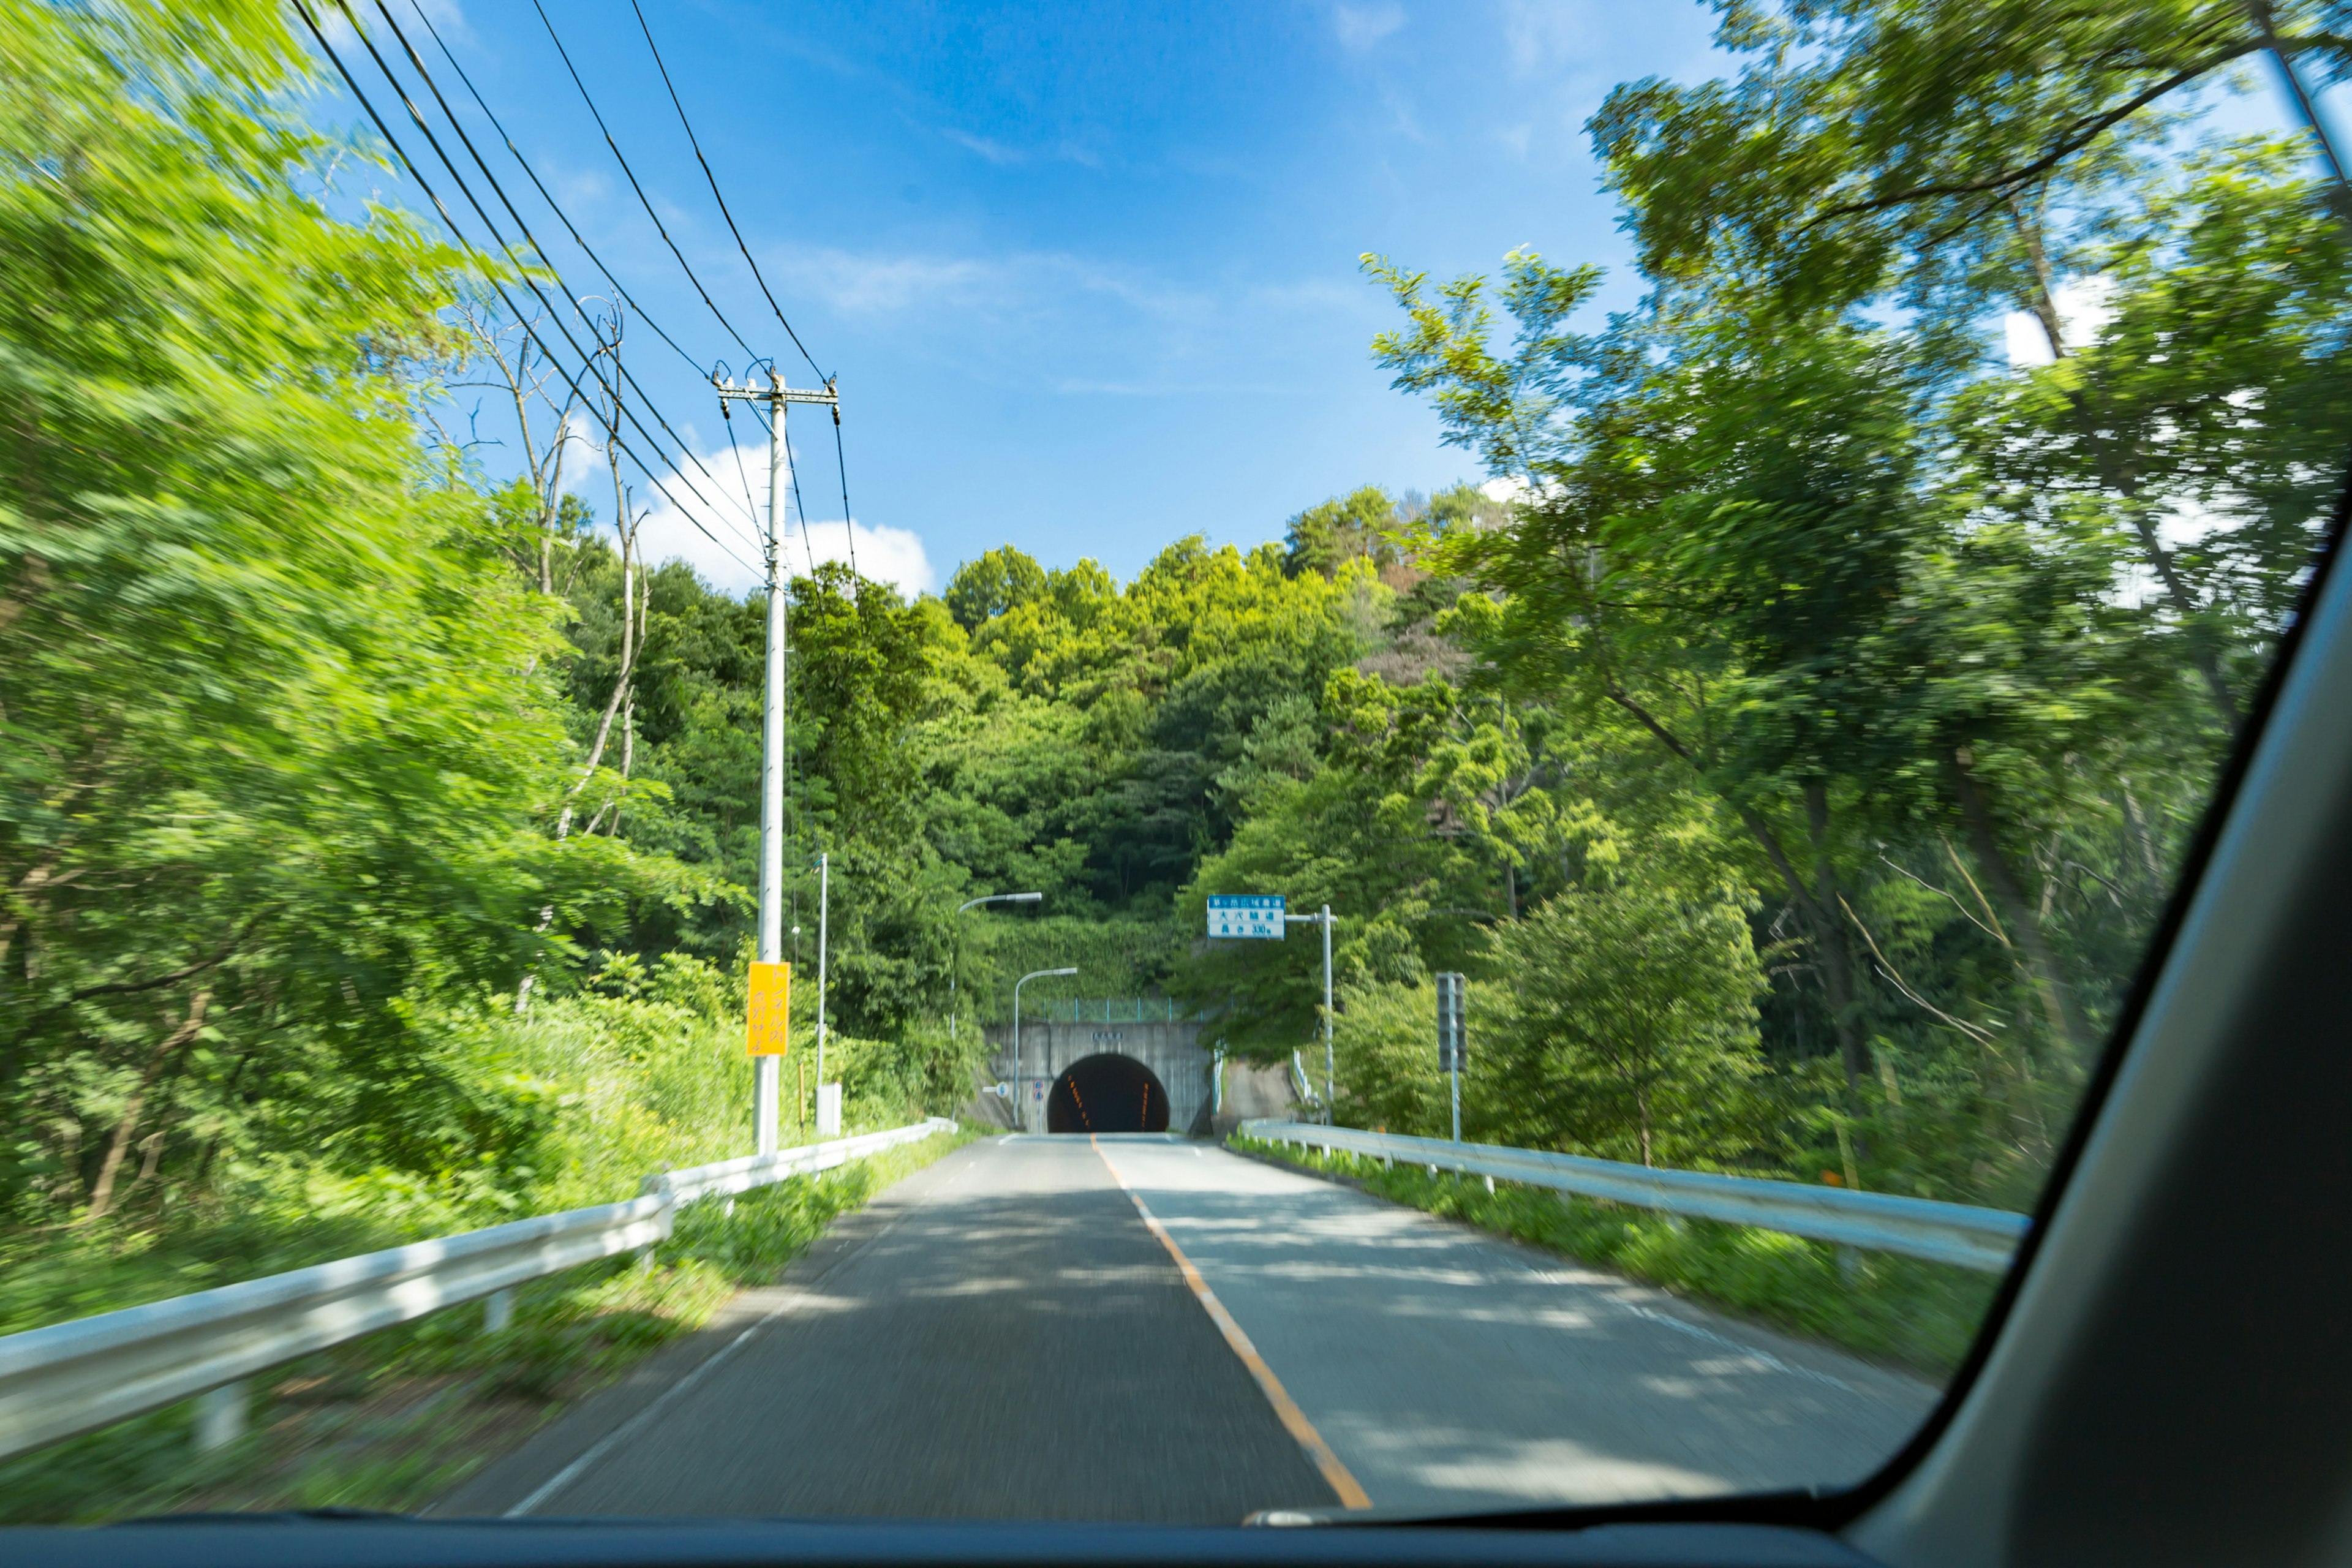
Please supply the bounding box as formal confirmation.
[438,1134,1937,1523]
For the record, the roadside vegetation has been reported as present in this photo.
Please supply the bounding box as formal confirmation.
[4,0,2345,1495]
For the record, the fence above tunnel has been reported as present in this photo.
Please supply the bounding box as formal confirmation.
[990,996,1201,1024]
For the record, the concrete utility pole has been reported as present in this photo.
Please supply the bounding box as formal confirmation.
[816,850,833,1136]
[951,892,1041,1041]
[715,369,838,1156]
[1285,905,1336,1125]
[1437,971,1466,1143]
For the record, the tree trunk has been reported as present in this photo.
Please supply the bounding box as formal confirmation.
[2003,191,2240,735]
[1947,751,2095,1063]
[518,480,642,1011]
[1806,780,1873,1090]
[86,987,212,1221]
[1600,683,1872,1084]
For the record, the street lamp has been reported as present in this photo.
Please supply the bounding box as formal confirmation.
[1284,905,1336,1125]
[951,892,1041,1041]
[1013,967,1078,1134]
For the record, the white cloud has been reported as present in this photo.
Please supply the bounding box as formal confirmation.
[769,249,993,317]
[799,518,938,598]
[2003,276,2117,367]
[1332,2,1406,50]
[552,412,607,499]
[630,434,934,600]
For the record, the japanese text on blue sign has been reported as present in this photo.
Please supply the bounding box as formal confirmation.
[1207,894,1286,940]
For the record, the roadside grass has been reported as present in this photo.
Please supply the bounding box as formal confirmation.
[1231,1134,1996,1379]
[0,1128,973,1524]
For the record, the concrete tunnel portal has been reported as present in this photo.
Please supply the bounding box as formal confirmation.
[1046,1052,1172,1134]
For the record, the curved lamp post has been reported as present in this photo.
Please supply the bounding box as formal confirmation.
[1013,967,1079,1133]
[951,892,1041,1041]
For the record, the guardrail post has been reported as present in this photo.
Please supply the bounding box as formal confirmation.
[483,1287,515,1335]
[194,1379,246,1453]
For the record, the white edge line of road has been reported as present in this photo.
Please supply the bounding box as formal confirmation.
[1247,1140,1866,1398]
[501,1163,942,1516]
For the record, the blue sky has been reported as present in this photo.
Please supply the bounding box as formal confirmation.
[328,1,1725,595]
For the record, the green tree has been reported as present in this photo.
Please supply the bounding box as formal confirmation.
[1480,880,1768,1169]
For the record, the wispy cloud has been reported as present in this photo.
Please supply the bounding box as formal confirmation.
[1499,0,1588,76]
[942,127,1107,169]
[945,129,1025,165]
[765,244,1207,323]
[1331,2,1406,51]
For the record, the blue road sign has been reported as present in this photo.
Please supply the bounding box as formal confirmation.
[1207,894,1286,939]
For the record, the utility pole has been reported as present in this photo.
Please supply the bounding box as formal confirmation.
[1283,905,1336,1125]
[816,850,833,1135]
[715,369,839,1156]
[1437,971,1466,1143]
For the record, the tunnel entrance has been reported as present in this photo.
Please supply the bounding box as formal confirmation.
[1047,1053,1171,1134]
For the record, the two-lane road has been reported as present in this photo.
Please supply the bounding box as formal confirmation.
[439,1135,1937,1523]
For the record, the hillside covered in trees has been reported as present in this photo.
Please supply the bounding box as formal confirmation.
[5,0,2345,1277]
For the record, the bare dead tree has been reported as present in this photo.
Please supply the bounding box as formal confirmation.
[518,308,644,1012]
[448,290,600,595]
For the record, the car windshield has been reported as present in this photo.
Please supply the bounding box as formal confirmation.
[3,0,2346,1529]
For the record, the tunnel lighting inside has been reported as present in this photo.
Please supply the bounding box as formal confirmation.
[1047,1053,1171,1134]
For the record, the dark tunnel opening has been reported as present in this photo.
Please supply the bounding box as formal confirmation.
[1047,1053,1171,1134]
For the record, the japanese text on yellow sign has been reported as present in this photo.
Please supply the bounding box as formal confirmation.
[747,961,791,1056]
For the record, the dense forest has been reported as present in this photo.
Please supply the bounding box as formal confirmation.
[5,0,2346,1278]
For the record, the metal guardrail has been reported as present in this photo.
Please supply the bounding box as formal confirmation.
[1237,1119,2029,1273]
[0,1117,957,1464]
[646,1118,958,1204]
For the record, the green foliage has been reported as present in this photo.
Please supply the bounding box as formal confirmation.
[1284,486,1402,579]
[1479,881,1767,1167]
[1335,4,2346,1212]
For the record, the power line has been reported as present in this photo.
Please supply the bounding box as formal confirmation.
[717,394,769,551]
[831,401,858,576]
[293,1,761,580]
[396,0,707,383]
[365,0,764,557]
[785,419,817,578]
[527,0,765,369]
[626,0,825,382]
[405,0,853,582]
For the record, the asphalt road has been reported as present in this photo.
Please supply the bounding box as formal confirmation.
[438,1135,1937,1524]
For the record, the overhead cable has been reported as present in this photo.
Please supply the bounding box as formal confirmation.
[365,0,763,556]
[626,0,826,382]
[397,0,709,382]
[293,2,760,578]
[831,402,857,576]
[526,0,765,368]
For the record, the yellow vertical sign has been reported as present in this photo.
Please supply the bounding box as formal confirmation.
[747,962,791,1056]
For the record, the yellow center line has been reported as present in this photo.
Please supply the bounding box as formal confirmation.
[1090,1136,1373,1510]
